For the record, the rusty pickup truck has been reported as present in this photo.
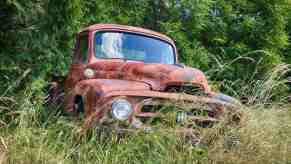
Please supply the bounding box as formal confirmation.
[46,24,242,135]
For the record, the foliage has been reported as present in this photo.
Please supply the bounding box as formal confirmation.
[1,0,291,163]
[1,100,291,163]
[1,0,290,96]
[203,0,290,81]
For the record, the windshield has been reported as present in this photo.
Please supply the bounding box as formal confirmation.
[94,32,175,64]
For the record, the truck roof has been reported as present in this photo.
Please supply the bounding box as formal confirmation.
[80,24,175,44]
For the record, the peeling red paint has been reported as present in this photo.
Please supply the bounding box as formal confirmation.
[49,24,244,132]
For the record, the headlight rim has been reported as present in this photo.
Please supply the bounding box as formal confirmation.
[111,98,133,121]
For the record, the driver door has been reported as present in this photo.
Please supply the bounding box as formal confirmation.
[65,33,89,92]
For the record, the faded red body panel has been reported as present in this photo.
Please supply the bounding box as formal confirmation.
[85,24,178,66]
[81,24,175,45]
[86,60,211,91]
[61,24,241,131]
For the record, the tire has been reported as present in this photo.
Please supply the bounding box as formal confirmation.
[74,96,84,113]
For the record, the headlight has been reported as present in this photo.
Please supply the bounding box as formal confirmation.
[111,99,133,121]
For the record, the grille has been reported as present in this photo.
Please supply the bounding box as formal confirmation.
[136,100,217,128]
[137,103,177,126]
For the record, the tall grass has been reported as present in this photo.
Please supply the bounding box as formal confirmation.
[245,64,290,104]
[1,107,208,164]
[0,62,290,163]
[205,105,291,164]
[1,95,291,164]
[208,53,290,104]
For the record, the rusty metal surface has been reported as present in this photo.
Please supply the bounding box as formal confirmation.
[86,60,211,92]
[102,90,235,108]
[59,23,243,132]
[81,93,241,130]
[84,24,179,64]
[80,24,174,45]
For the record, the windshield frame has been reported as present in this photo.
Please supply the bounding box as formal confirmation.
[92,30,177,64]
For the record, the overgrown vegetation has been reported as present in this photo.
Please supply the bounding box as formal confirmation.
[1,99,290,164]
[0,0,291,163]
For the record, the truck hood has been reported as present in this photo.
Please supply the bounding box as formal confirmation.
[87,60,210,92]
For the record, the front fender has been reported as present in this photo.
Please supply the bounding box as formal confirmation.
[211,93,242,107]
[64,79,150,115]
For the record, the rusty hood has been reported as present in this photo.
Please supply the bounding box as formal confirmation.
[87,60,210,92]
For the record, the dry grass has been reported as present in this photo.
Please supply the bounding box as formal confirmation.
[204,105,291,164]
[0,64,290,164]
[0,103,290,164]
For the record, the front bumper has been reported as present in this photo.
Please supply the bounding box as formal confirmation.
[82,90,243,132]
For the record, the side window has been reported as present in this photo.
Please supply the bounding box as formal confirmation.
[73,34,88,64]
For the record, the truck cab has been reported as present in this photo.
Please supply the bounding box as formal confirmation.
[60,24,242,130]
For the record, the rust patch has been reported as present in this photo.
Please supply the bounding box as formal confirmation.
[45,23,245,132]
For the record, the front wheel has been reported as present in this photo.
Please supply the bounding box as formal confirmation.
[74,96,84,113]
